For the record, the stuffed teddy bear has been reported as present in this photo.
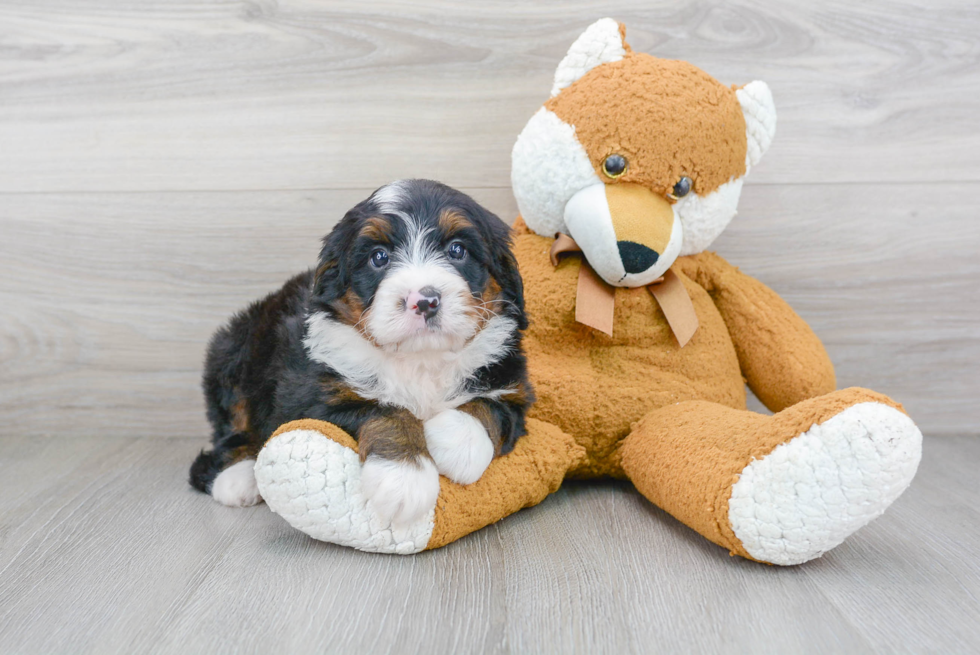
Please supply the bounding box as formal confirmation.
[254,18,922,564]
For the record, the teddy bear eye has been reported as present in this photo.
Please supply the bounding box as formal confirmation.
[669,176,692,199]
[602,154,628,178]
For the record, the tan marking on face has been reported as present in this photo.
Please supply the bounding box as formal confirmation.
[328,289,366,327]
[358,216,394,243]
[438,209,473,237]
[544,53,747,197]
[468,275,504,328]
[605,183,675,255]
[357,408,427,463]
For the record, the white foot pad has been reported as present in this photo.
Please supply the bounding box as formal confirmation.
[729,402,922,565]
[254,430,434,554]
[212,459,263,507]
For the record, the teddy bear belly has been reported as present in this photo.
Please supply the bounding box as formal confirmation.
[522,286,746,478]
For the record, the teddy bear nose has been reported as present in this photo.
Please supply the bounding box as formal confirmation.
[617,241,659,274]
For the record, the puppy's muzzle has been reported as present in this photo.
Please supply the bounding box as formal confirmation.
[408,286,441,320]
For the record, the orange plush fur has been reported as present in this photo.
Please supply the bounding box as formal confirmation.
[259,19,922,564]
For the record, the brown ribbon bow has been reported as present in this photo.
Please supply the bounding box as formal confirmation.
[549,234,699,346]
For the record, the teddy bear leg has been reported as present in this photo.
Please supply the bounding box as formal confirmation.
[618,388,922,565]
[255,417,585,554]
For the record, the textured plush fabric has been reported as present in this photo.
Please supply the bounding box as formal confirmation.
[729,401,922,564]
[672,251,837,411]
[427,419,586,550]
[256,420,435,554]
[255,19,921,563]
[619,388,908,560]
[256,418,585,553]
[545,53,747,198]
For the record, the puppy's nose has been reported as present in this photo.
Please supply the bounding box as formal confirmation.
[408,286,441,320]
[617,241,659,274]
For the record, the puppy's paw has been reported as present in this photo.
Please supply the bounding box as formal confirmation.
[211,459,263,507]
[360,456,440,527]
[424,409,494,485]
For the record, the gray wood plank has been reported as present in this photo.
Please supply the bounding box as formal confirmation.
[799,436,980,652]
[0,435,976,654]
[2,184,976,439]
[1,0,978,192]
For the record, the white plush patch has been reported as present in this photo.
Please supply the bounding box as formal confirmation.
[254,429,434,554]
[424,409,494,485]
[562,182,625,280]
[551,18,626,97]
[211,459,262,507]
[360,455,441,528]
[728,402,922,566]
[562,182,683,287]
[675,176,744,256]
[512,108,602,238]
[736,81,776,170]
[304,312,517,420]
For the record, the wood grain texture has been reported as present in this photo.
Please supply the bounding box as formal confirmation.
[1,0,979,192]
[2,184,976,438]
[1,1,978,649]
[0,435,977,654]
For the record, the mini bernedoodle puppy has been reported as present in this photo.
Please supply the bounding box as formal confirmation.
[190,179,533,526]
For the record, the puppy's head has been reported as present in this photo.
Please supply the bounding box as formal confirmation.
[311,179,526,352]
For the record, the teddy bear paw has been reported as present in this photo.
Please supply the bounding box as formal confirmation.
[728,402,922,565]
[254,428,435,554]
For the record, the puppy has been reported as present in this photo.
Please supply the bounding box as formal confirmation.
[189,179,533,526]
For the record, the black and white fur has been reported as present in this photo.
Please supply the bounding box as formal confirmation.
[190,180,532,526]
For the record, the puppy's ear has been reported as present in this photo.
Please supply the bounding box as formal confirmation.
[311,209,361,311]
[473,205,528,331]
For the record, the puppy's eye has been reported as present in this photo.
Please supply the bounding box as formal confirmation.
[447,241,466,260]
[602,154,627,178]
[668,176,693,200]
[370,248,389,268]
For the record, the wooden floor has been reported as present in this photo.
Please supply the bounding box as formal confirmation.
[2,1,979,653]
[0,435,977,653]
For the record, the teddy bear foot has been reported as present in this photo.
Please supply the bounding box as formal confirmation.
[254,423,435,555]
[728,401,922,565]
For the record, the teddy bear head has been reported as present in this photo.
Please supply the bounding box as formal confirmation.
[512,18,776,287]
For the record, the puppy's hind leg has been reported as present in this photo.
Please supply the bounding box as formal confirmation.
[190,432,263,507]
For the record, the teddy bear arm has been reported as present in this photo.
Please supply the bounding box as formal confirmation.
[683,251,837,412]
[426,418,587,549]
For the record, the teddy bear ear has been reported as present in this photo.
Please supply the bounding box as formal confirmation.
[736,80,777,169]
[551,18,628,97]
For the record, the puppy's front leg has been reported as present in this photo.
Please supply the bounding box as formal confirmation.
[424,399,514,485]
[358,408,440,527]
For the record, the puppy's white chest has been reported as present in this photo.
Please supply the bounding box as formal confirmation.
[375,355,462,419]
[304,312,517,421]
